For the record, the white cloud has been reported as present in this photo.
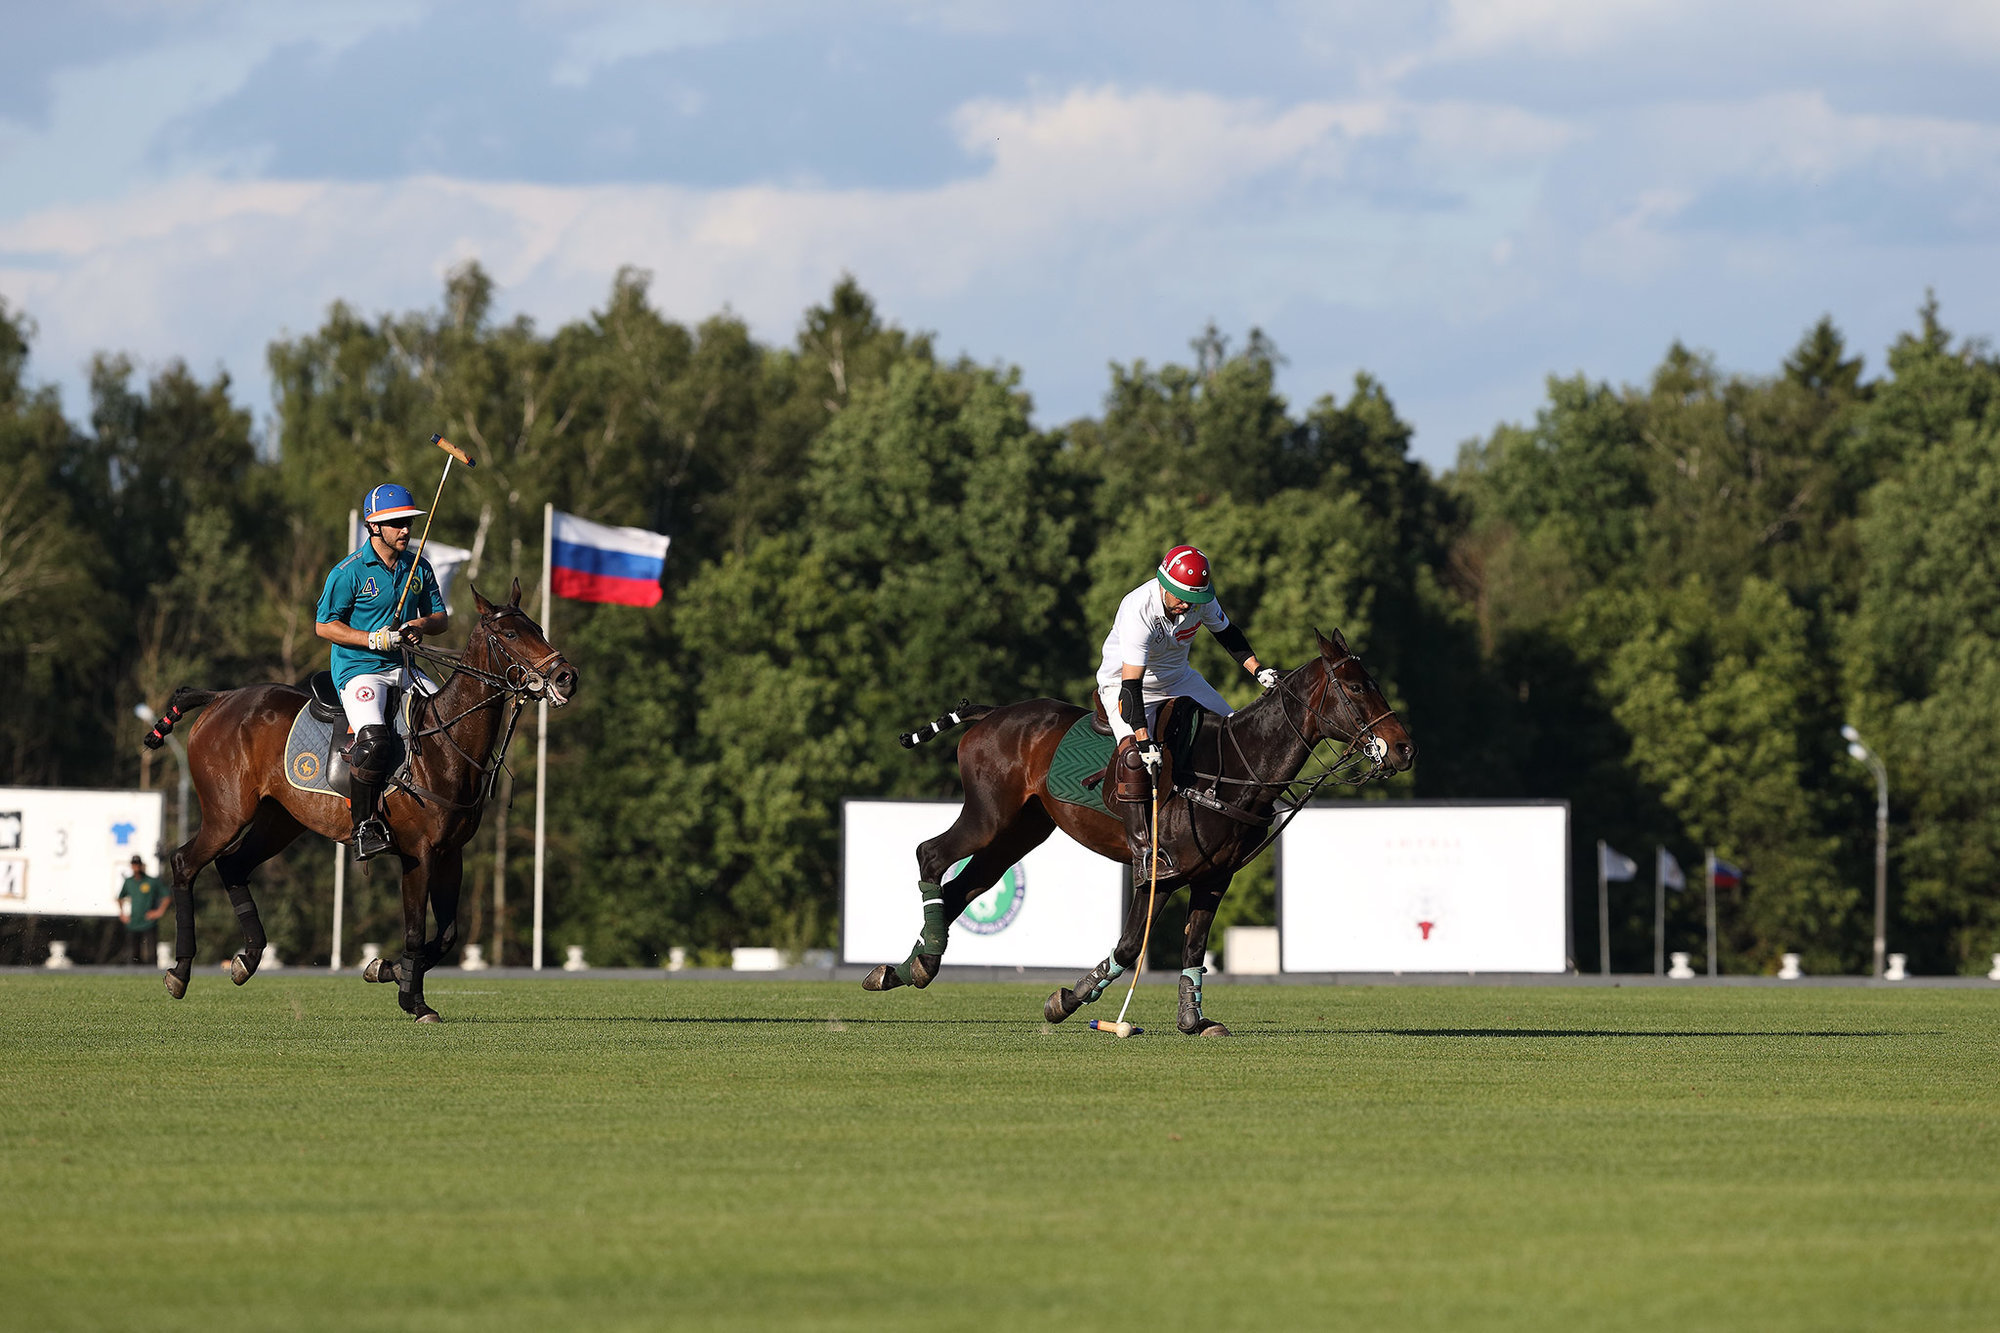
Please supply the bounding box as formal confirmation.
[3,68,1998,458]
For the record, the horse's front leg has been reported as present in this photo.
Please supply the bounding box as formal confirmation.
[418,843,464,971]
[1043,872,1166,1023]
[1177,877,1230,1037]
[396,852,440,1023]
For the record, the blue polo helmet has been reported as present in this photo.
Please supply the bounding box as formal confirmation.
[362,483,426,523]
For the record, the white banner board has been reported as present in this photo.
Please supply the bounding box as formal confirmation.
[0,787,167,917]
[1280,802,1569,973]
[841,800,1125,969]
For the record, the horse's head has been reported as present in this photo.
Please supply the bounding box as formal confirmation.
[1302,627,1414,776]
[469,579,580,707]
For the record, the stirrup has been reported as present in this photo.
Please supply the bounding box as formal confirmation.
[354,817,395,860]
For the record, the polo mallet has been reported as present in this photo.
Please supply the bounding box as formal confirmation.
[1092,781,1162,1040]
[388,433,475,627]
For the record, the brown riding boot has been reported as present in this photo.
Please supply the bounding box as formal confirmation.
[1113,736,1149,804]
[1112,738,1172,877]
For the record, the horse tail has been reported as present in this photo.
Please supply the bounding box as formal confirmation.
[142,687,226,750]
[899,699,994,749]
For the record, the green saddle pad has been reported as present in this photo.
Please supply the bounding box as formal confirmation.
[1045,715,1118,814]
[1044,705,1210,816]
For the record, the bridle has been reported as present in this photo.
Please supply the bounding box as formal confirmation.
[1171,645,1401,861]
[393,607,569,810]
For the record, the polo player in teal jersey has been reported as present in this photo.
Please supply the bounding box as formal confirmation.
[314,483,446,859]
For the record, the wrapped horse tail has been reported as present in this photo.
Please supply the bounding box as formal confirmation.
[142,687,225,750]
[899,699,993,749]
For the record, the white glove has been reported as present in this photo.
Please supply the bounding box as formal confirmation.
[1138,740,1163,777]
[1256,667,1280,690]
[367,628,399,652]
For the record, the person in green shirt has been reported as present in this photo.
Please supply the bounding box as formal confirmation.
[117,855,169,965]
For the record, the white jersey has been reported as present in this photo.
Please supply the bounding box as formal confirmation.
[1095,581,1230,693]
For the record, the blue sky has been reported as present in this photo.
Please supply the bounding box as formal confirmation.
[3,1,1998,467]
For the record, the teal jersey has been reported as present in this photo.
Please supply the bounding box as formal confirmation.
[316,543,444,687]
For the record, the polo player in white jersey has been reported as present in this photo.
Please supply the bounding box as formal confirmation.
[1098,545,1278,863]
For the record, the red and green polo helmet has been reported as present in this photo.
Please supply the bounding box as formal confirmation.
[1156,544,1215,603]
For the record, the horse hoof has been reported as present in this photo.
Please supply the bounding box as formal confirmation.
[909,953,941,989]
[363,957,396,984]
[862,965,902,992]
[414,1008,442,1024]
[1198,1020,1231,1037]
[163,972,187,1000]
[229,954,253,986]
[1044,988,1081,1024]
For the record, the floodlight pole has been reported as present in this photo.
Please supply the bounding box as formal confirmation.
[1596,839,1611,978]
[1842,725,1889,979]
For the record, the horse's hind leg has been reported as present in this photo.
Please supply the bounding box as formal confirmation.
[212,799,305,985]
[863,796,1054,993]
[163,806,259,1000]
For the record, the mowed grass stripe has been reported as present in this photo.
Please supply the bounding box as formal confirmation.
[3,977,1994,1332]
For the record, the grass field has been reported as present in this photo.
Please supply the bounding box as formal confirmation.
[5,975,1997,1332]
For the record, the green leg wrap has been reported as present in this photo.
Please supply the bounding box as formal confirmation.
[892,882,947,985]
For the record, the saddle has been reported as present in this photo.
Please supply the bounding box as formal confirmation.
[284,671,415,800]
[1081,694,1202,795]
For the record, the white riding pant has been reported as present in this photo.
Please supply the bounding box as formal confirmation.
[338,667,435,733]
[1096,668,1233,744]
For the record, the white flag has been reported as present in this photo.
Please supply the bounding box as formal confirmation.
[421,541,473,605]
[1599,843,1638,882]
[1658,847,1686,893]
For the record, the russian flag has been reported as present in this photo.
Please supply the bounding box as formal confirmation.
[550,511,670,607]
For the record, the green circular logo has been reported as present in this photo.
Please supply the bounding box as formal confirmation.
[952,858,1026,935]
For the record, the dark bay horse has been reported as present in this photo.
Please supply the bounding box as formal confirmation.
[862,628,1413,1035]
[142,583,576,1021]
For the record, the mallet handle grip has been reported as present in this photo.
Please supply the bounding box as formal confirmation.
[430,433,475,468]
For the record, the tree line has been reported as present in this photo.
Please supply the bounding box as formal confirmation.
[3,266,1996,973]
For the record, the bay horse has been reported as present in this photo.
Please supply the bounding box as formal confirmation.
[142,582,576,1022]
[862,628,1413,1035]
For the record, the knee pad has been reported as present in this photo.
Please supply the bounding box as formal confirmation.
[349,724,400,782]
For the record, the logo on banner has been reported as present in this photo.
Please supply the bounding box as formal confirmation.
[0,811,20,851]
[952,858,1026,935]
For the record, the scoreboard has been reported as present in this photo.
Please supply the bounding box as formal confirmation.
[0,787,167,917]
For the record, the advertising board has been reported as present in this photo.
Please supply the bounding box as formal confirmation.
[841,799,1124,969]
[0,787,168,917]
[1279,802,1569,973]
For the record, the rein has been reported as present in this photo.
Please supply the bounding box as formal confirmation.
[1171,651,1397,862]
[391,616,560,812]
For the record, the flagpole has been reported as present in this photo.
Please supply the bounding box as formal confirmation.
[1705,849,1718,977]
[331,508,358,972]
[1597,839,1610,977]
[1654,847,1665,977]
[533,501,551,972]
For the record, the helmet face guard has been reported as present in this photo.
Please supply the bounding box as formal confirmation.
[363,483,426,524]
[1157,544,1215,603]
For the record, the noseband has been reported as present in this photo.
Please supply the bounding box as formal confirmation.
[1292,649,1398,777]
